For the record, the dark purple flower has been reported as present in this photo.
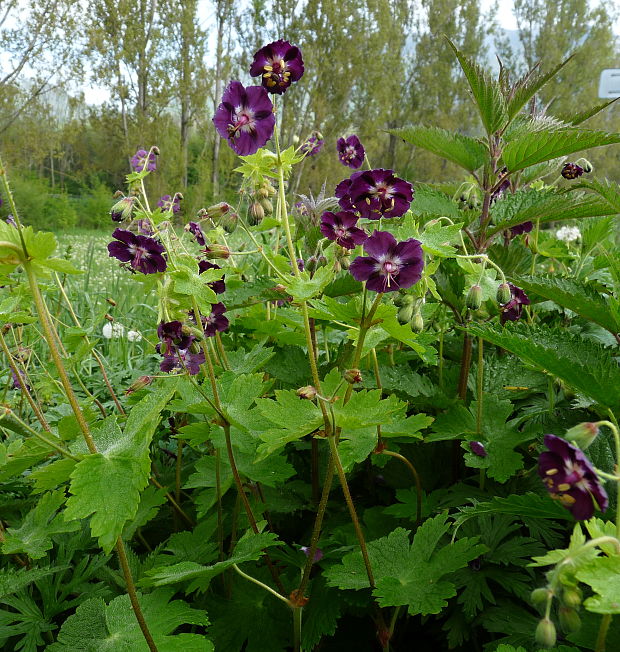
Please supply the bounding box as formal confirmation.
[130,148,157,173]
[491,168,510,204]
[213,81,276,156]
[108,228,166,274]
[187,221,205,246]
[320,211,367,249]
[300,546,323,562]
[538,434,608,520]
[350,230,424,293]
[500,283,530,324]
[562,163,584,180]
[11,368,31,392]
[160,349,205,376]
[157,321,192,356]
[510,221,533,237]
[470,441,488,457]
[342,169,414,220]
[334,171,363,211]
[158,194,182,214]
[337,135,365,169]
[202,302,229,337]
[250,40,304,94]
[300,131,324,157]
[198,260,226,294]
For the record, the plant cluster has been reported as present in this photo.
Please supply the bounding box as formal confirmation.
[1,38,620,652]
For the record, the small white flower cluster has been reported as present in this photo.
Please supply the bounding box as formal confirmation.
[101,323,143,341]
[556,225,581,243]
[127,330,142,342]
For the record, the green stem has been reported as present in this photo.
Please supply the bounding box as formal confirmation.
[595,614,612,652]
[232,563,292,606]
[293,604,303,652]
[382,450,422,529]
[596,419,620,539]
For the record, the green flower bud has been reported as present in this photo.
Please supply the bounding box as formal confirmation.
[531,588,551,610]
[297,385,317,400]
[497,282,511,305]
[466,284,483,310]
[397,303,415,325]
[260,198,273,215]
[410,311,424,333]
[344,369,363,384]
[306,256,318,273]
[110,196,136,222]
[220,210,238,234]
[393,293,415,308]
[564,422,600,450]
[558,607,581,633]
[125,375,153,395]
[206,202,233,219]
[561,587,582,609]
[204,244,231,260]
[249,202,265,225]
[256,186,270,199]
[535,618,556,648]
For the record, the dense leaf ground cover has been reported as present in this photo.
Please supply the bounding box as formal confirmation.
[1,40,620,652]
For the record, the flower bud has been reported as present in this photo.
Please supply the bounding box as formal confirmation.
[564,422,600,450]
[531,588,550,609]
[561,587,582,609]
[397,303,415,325]
[558,607,581,633]
[106,297,117,306]
[466,284,483,311]
[469,441,488,457]
[344,369,363,384]
[306,256,318,272]
[249,202,265,225]
[297,385,317,400]
[206,202,232,219]
[535,618,556,648]
[204,244,231,260]
[393,293,415,308]
[220,210,238,234]
[318,255,327,266]
[260,198,273,215]
[151,146,160,156]
[410,311,424,333]
[497,282,511,305]
[256,187,270,199]
[110,196,136,222]
[125,375,153,395]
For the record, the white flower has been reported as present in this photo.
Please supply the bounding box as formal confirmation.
[127,330,142,342]
[556,225,581,243]
[102,322,125,339]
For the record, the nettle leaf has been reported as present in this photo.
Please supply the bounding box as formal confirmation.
[408,185,461,219]
[2,490,79,559]
[389,126,487,172]
[518,275,620,334]
[143,531,280,593]
[447,39,507,135]
[65,381,178,552]
[467,322,620,409]
[576,556,620,614]
[326,516,486,615]
[286,266,332,301]
[48,587,211,651]
[502,128,620,172]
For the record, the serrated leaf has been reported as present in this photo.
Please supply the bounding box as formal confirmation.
[390,126,487,172]
[503,128,620,172]
[48,588,212,651]
[562,96,620,126]
[447,38,507,134]
[36,258,82,274]
[2,490,79,559]
[286,266,332,301]
[466,322,620,409]
[0,565,65,599]
[518,275,620,334]
[576,556,620,614]
[326,516,486,615]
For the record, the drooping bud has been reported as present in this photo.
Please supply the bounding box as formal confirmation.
[249,202,265,225]
[497,282,511,305]
[125,375,153,395]
[561,587,582,609]
[561,162,584,180]
[110,196,136,222]
[221,210,238,234]
[466,284,483,311]
[393,293,415,308]
[256,186,270,199]
[564,422,600,450]
[469,441,488,457]
[260,198,273,214]
[580,159,593,173]
[206,202,233,219]
[410,311,424,333]
[531,588,551,610]
[344,368,363,384]
[306,256,318,273]
[297,385,317,400]
[203,244,231,260]
[397,303,415,325]
[558,607,581,633]
[535,618,557,648]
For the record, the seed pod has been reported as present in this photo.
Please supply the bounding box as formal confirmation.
[466,284,483,310]
[410,311,424,333]
[497,282,511,305]
[397,303,415,325]
[249,202,265,225]
[535,618,556,648]
[558,607,581,633]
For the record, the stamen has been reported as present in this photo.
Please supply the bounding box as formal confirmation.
[557,483,571,492]
[545,468,558,475]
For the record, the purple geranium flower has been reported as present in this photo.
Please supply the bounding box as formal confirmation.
[202,302,229,337]
[350,230,424,293]
[500,283,530,324]
[337,135,365,169]
[198,260,226,294]
[510,221,533,237]
[160,349,205,376]
[300,131,324,157]
[213,81,276,156]
[134,218,153,235]
[6,214,16,227]
[130,148,157,173]
[157,321,192,356]
[11,367,31,392]
[187,221,205,246]
[340,169,414,220]
[538,434,608,520]
[250,40,304,94]
[470,441,488,457]
[158,194,182,214]
[300,546,323,562]
[562,163,584,180]
[320,211,367,249]
[108,228,166,274]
